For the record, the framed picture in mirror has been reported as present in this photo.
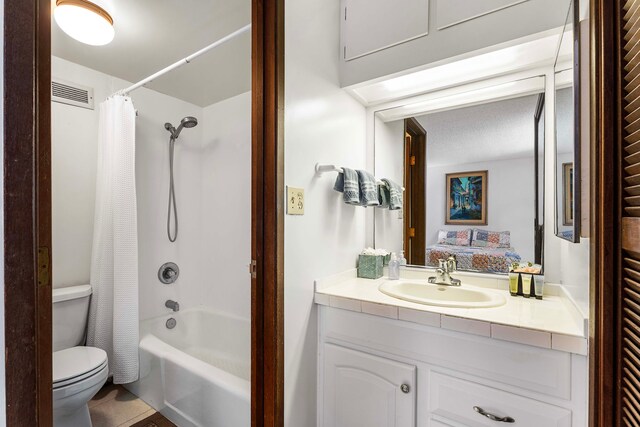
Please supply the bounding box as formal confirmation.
[563,162,574,226]
[445,170,488,225]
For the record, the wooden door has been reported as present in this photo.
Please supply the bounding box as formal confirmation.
[620,1,640,424]
[404,118,426,265]
[322,343,416,427]
[594,0,640,424]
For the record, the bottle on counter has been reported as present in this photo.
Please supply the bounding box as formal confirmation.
[398,251,407,266]
[388,252,400,280]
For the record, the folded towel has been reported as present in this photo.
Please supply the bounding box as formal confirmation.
[357,170,380,207]
[333,167,360,204]
[377,183,390,208]
[382,178,403,210]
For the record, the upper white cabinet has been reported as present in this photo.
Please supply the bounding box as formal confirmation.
[340,0,568,87]
[323,343,416,427]
[343,0,429,61]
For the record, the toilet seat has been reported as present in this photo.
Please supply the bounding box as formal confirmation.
[53,346,108,389]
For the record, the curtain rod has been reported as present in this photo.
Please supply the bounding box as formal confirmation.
[113,24,251,97]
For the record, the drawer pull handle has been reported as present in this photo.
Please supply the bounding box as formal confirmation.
[473,406,515,423]
[400,384,410,393]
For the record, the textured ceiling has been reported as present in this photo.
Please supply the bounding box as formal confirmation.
[51,0,251,107]
[416,94,542,167]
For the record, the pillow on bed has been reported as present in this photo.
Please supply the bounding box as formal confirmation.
[471,229,511,248]
[437,229,472,246]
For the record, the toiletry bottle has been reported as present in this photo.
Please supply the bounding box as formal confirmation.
[388,253,400,280]
[534,274,545,299]
[522,274,532,298]
[399,251,407,266]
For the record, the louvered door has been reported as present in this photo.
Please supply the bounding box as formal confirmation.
[621,1,640,425]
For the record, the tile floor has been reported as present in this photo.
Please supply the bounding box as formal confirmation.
[89,382,156,427]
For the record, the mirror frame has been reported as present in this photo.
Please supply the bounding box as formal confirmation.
[554,0,581,243]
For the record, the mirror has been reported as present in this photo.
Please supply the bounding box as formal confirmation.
[554,0,580,242]
[374,78,546,275]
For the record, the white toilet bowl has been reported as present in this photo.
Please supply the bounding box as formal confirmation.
[52,286,110,427]
[53,346,108,427]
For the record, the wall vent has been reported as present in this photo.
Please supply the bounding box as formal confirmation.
[52,79,94,110]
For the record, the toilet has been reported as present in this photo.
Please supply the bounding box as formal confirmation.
[53,285,108,427]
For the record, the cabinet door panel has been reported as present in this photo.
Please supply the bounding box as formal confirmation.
[343,0,429,60]
[323,343,416,427]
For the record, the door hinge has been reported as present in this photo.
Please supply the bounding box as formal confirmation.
[249,260,257,279]
[408,228,416,238]
[410,155,416,166]
[38,247,50,287]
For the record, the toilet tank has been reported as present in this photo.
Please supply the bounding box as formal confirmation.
[52,285,92,352]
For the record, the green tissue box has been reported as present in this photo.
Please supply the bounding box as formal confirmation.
[358,255,384,279]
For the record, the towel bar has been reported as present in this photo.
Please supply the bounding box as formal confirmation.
[315,163,405,191]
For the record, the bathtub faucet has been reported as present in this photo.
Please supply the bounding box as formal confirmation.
[165,300,180,312]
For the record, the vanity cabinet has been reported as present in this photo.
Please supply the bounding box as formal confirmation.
[318,306,587,427]
[339,0,567,88]
[322,344,416,427]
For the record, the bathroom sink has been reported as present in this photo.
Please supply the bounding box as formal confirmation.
[378,280,506,308]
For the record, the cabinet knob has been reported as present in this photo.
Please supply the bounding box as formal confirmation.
[473,406,515,423]
[400,384,410,394]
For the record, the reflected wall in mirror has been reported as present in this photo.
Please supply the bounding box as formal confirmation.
[375,80,545,275]
[554,0,580,242]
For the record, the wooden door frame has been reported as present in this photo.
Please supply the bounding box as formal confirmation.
[4,0,53,425]
[589,0,621,425]
[252,0,285,426]
[403,117,426,265]
[3,0,285,425]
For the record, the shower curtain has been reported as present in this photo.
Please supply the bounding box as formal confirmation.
[87,95,139,384]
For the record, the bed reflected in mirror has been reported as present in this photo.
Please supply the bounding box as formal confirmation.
[374,78,545,275]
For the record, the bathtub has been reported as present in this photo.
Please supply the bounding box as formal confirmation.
[125,308,250,427]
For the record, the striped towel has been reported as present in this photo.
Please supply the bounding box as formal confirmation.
[382,178,403,210]
[333,167,360,204]
[357,170,380,207]
[377,183,390,208]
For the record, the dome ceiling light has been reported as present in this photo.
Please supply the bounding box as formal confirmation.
[54,0,114,46]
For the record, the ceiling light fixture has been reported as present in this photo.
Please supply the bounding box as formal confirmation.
[54,0,114,46]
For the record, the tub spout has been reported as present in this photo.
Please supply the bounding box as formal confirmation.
[165,300,180,312]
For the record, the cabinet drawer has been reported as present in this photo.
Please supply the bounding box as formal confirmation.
[428,372,571,427]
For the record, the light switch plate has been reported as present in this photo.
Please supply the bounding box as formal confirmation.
[287,186,305,215]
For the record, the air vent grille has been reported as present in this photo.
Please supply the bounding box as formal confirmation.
[51,79,94,110]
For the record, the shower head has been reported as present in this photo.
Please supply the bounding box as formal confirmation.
[165,116,198,139]
[181,116,198,128]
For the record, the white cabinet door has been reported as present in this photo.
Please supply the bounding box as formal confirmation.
[323,343,416,427]
[342,0,429,60]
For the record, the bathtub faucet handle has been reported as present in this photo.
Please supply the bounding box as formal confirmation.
[158,262,179,284]
[165,300,180,312]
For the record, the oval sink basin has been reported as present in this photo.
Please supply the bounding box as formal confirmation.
[379,280,506,308]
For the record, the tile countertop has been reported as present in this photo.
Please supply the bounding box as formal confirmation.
[314,268,589,355]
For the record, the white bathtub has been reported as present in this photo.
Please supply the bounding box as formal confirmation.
[125,308,250,427]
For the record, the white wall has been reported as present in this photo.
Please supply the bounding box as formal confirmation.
[373,118,404,253]
[200,91,252,320]
[426,158,535,262]
[52,57,204,322]
[284,0,368,424]
[52,57,252,323]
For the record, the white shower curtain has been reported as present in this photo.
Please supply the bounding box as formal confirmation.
[87,95,139,384]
